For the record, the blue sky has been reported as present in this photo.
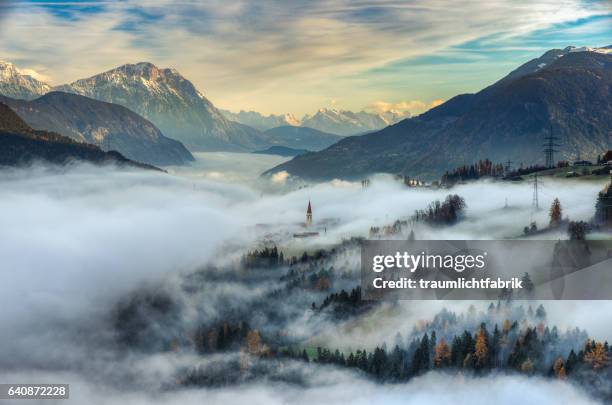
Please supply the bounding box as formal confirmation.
[0,0,610,116]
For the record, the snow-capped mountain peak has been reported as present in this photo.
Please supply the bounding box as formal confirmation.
[300,108,410,135]
[0,60,51,100]
[566,45,612,54]
[222,106,410,134]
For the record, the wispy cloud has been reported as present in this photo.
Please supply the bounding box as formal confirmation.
[366,99,445,115]
[0,0,610,115]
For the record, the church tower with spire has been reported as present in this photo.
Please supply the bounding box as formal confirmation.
[306,200,313,227]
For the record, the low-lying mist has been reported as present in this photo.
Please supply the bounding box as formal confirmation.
[0,160,610,404]
[0,368,599,405]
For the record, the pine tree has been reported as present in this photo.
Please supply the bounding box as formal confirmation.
[412,334,430,375]
[491,325,501,368]
[521,272,535,293]
[535,304,546,320]
[566,350,578,374]
[429,331,437,368]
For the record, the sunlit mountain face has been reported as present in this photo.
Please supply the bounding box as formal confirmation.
[1,1,611,405]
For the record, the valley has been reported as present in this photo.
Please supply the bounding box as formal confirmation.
[0,2,611,404]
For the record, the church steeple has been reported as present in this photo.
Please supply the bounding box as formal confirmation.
[306,200,312,226]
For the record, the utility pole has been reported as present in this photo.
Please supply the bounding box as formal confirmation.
[532,173,540,210]
[504,160,513,175]
[543,124,560,168]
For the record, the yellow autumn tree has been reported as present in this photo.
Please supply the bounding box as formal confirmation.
[521,358,534,374]
[584,341,610,370]
[246,330,262,355]
[502,319,512,334]
[552,357,567,379]
[434,337,451,368]
[474,327,489,369]
[549,198,562,226]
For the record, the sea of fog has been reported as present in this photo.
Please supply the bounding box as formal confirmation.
[164,152,291,184]
[0,153,610,405]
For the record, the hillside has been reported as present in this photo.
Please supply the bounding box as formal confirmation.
[0,92,194,166]
[263,126,342,151]
[253,145,309,157]
[0,102,160,170]
[266,48,612,180]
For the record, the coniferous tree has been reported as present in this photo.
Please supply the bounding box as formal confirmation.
[535,304,547,321]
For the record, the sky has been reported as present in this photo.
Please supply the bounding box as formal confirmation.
[0,0,610,116]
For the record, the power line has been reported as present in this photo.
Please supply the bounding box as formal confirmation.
[543,124,560,168]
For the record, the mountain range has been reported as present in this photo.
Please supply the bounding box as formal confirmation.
[253,145,309,157]
[0,60,365,156]
[261,126,342,151]
[0,92,194,166]
[266,46,612,181]
[221,107,410,135]
[220,110,301,131]
[0,101,159,170]
[54,63,272,152]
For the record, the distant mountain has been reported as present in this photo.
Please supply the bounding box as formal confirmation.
[300,108,410,135]
[253,145,309,157]
[0,61,51,100]
[262,126,342,151]
[266,47,612,181]
[54,62,272,152]
[221,107,410,135]
[0,102,160,170]
[221,109,301,131]
[0,92,194,166]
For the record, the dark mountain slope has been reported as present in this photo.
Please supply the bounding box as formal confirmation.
[266,50,612,180]
[0,102,161,170]
[0,92,194,166]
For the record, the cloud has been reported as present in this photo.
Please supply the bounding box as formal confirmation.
[16,67,51,83]
[366,99,446,115]
[0,0,609,115]
[0,368,600,405]
[271,170,290,184]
